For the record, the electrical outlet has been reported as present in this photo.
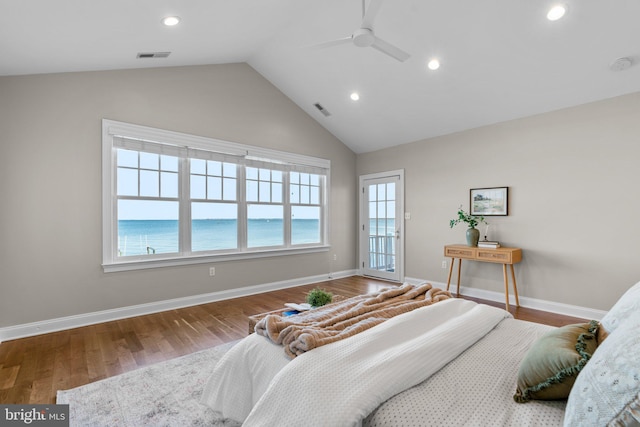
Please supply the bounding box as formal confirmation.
[441,260,447,269]
[209,267,215,276]
[333,254,337,261]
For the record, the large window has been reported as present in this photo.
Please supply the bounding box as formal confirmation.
[102,120,330,271]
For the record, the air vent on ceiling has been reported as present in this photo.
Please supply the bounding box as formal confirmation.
[136,52,171,59]
[609,56,633,72]
[314,102,331,117]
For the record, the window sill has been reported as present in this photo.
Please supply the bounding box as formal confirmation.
[102,245,331,273]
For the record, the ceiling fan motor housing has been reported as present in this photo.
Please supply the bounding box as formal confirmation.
[352,28,375,47]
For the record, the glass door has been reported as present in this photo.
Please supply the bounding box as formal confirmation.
[359,171,404,282]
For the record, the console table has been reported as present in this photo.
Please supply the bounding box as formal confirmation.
[444,244,523,311]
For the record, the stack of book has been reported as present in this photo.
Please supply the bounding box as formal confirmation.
[478,241,501,248]
[283,303,312,316]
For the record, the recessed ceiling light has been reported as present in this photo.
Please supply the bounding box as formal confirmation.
[427,59,440,71]
[162,16,181,26]
[547,5,566,21]
[350,92,360,101]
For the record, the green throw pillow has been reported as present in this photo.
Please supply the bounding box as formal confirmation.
[513,320,599,403]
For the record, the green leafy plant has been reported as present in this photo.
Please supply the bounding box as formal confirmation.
[306,287,333,307]
[449,206,487,229]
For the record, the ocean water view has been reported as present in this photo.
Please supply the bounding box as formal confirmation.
[118,219,320,256]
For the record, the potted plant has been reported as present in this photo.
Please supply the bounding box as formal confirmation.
[449,206,487,247]
[306,287,333,307]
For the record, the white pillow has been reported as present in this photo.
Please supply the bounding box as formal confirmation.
[563,313,640,426]
[599,280,640,334]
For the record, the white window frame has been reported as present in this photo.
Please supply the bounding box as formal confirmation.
[102,119,330,272]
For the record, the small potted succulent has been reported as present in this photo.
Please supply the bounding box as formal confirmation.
[449,206,487,247]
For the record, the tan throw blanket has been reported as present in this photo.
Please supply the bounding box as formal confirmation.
[254,282,451,358]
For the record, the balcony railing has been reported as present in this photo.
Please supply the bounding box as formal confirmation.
[368,234,395,272]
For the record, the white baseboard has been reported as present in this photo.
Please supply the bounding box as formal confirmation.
[405,276,607,321]
[0,269,357,343]
[1,271,605,343]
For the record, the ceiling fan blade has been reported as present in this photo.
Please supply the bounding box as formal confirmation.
[371,36,411,62]
[361,0,384,29]
[311,36,353,50]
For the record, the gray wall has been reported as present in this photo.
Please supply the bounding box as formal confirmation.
[357,92,640,311]
[0,64,357,327]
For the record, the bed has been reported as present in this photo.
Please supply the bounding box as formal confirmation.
[201,281,640,426]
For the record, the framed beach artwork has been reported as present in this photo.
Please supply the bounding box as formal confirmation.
[470,187,508,216]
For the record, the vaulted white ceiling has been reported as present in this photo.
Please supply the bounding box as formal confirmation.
[2,0,639,153]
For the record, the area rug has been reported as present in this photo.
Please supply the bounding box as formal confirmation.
[56,341,241,427]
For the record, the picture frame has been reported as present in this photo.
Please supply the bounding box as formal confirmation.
[470,187,508,216]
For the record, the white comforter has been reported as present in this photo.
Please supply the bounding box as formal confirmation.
[201,298,510,426]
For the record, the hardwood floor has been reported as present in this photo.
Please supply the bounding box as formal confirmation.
[0,275,587,404]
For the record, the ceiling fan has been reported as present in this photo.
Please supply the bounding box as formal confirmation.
[313,0,411,62]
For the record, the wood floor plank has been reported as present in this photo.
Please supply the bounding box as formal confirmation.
[84,326,106,383]
[12,342,37,387]
[28,377,53,405]
[51,331,72,395]
[0,276,588,404]
[0,365,20,390]
[29,335,56,403]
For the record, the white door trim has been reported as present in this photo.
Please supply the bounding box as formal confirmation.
[359,170,405,282]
